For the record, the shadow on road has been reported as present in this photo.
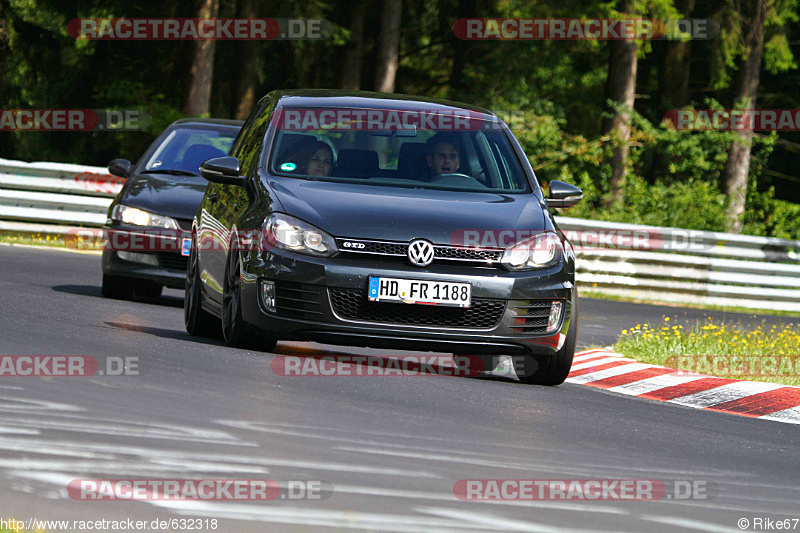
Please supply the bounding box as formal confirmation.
[53,285,183,308]
[104,321,224,347]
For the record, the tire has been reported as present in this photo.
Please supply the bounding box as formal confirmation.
[185,235,222,338]
[101,274,134,300]
[134,280,162,299]
[516,293,579,386]
[221,248,277,351]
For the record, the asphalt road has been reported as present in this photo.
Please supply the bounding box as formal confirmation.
[1,244,799,532]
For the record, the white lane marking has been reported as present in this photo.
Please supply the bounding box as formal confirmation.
[639,513,750,533]
[334,484,629,515]
[759,405,800,424]
[418,507,602,533]
[149,500,565,532]
[572,349,609,362]
[0,417,246,444]
[0,395,83,413]
[671,381,785,408]
[569,356,630,371]
[0,458,269,475]
[0,385,24,390]
[0,426,39,435]
[604,373,707,396]
[567,363,652,384]
[0,436,437,478]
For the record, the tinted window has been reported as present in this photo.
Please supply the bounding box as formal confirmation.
[144,127,238,173]
[266,108,531,193]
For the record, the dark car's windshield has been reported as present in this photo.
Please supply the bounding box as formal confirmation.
[144,126,238,173]
[267,108,531,193]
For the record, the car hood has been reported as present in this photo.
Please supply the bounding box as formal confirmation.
[120,173,208,221]
[267,178,546,245]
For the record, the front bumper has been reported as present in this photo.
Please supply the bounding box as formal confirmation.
[238,248,576,356]
[101,223,191,289]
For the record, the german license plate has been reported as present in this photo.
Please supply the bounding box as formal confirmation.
[368,277,471,307]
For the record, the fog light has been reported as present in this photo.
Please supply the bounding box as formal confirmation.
[547,301,563,333]
[117,251,158,266]
[260,280,276,312]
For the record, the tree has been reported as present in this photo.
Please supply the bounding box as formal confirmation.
[235,0,265,120]
[339,0,367,90]
[602,0,639,206]
[183,0,219,116]
[375,0,402,93]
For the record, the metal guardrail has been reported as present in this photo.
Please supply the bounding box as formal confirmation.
[0,158,122,227]
[1,157,798,312]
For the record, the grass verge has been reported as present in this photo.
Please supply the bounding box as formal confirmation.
[613,317,800,387]
[0,232,102,252]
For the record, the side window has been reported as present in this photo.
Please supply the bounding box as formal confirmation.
[236,97,273,177]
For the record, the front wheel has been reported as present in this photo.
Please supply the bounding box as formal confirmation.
[221,249,277,352]
[185,235,221,338]
[516,296,578,386]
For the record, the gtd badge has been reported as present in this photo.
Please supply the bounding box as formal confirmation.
[342,241,366,249]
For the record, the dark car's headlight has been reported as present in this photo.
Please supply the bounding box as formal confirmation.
[501,232,563,270]
[111,205,179,230]
[262,213,337,257]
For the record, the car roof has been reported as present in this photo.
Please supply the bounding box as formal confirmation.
[270,89,497,119]
[171,118,244,128]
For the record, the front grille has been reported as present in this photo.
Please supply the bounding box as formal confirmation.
[335,238,503,265]
[329,288,506,329]
[510,301,553,334]
[157,252,188,271]
[275,281,325,319]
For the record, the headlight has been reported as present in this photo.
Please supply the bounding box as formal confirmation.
[111,205,179,230]
[262,213,337,257]
[501,232,562,270]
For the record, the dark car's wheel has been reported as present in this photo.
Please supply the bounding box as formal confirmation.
[102,274,134,300]
[185,236,221,338]
[221,249,277,351]
[516,294,579,386]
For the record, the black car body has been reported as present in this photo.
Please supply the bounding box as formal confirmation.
[186,90,583,385]
[102,118,242,299]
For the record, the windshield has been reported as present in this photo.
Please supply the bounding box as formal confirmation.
[267,108,531,193]
[145,126,238,173]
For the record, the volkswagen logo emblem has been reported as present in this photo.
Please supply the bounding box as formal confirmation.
[407,239,435,267]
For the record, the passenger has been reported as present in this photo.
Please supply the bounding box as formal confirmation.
[284,141,333,177]
[425,132,461,178]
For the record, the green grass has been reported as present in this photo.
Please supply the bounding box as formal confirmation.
[613,317,800,387]
[0,232,102,252]
[582,290,800,318]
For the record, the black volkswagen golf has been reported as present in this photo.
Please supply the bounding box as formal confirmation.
[186,90,583,385]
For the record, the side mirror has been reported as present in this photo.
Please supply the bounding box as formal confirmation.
[108,158,133,178]
[200,156,246,186]
[545,180,583,208]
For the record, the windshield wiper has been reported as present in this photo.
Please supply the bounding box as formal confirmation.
[144,169,200,177]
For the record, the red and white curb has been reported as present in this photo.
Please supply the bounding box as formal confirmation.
[567,349,800,425]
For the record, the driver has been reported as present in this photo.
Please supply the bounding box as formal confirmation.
[425,133,461,178]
